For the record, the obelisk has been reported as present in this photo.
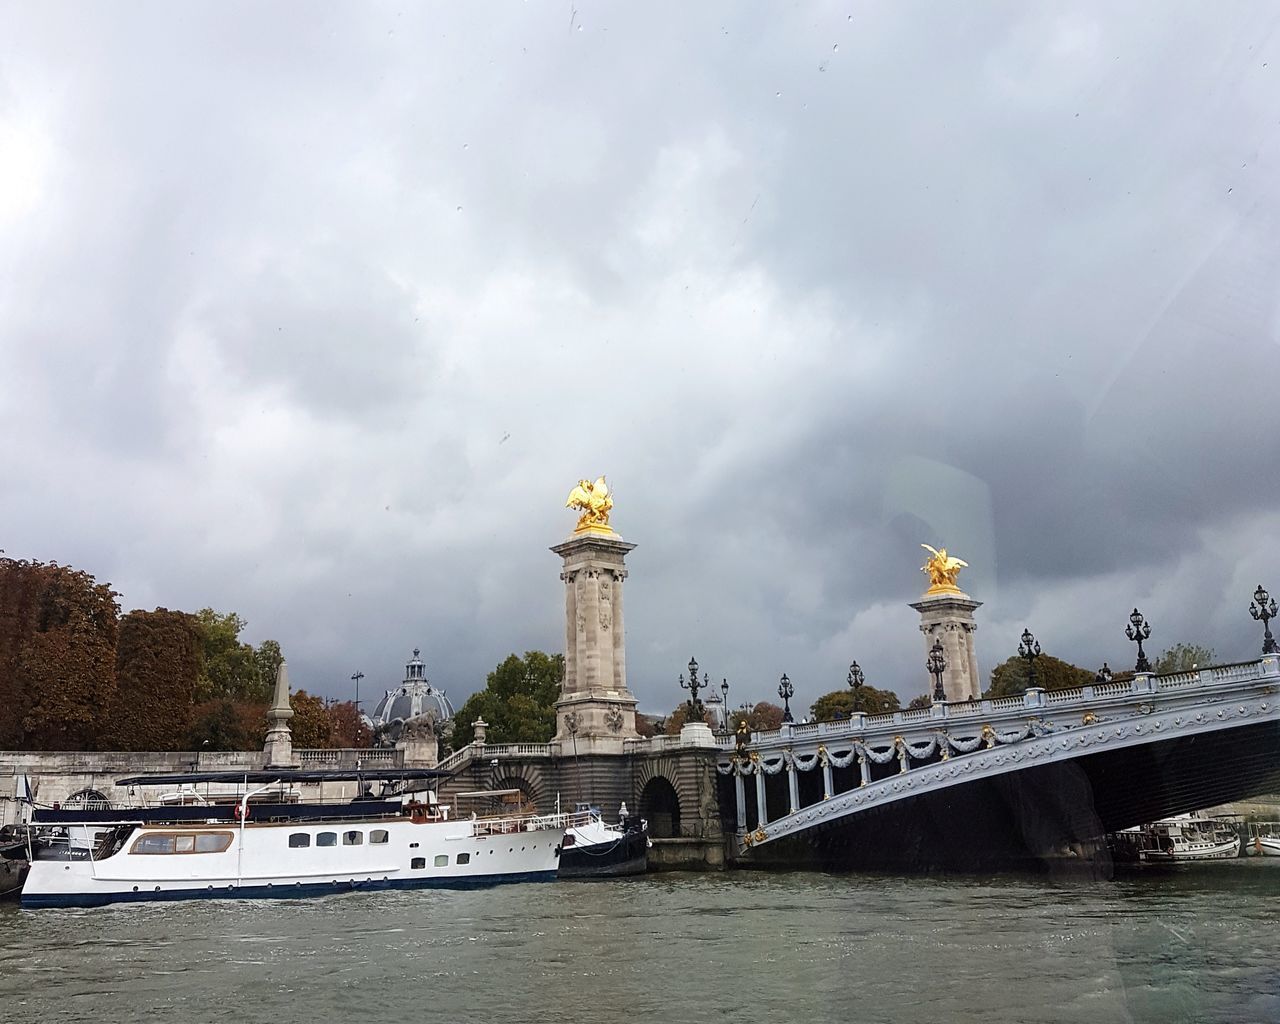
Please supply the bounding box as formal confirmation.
[552,476,640,753]
[909,544,982,701]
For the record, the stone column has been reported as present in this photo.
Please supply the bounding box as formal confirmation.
[551,532,640,752]
[786,764,799,814]
[754,771,768,827]
[910,592,984,701]
[734,773,747,832]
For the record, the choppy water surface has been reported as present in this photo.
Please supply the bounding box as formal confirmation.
[2,865,1277,1024]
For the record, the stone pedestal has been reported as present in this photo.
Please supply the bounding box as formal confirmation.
[679,721,718,748]
[909,592,983,702]
[551,531,641,753]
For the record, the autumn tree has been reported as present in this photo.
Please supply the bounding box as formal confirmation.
[106,608,201,751]
[187,699,267,751]
[328,700,371,748]
[810,686,901,722]
[984,654,1094,699]
[289,690,333,749]
[729,701,786,732]
[9,560,120,750]
[451,651,563,746]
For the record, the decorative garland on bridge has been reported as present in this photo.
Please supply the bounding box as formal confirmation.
[718,719,1056,777]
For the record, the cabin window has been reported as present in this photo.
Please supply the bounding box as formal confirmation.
[434,854,448,867]
[411,857,426,869]
[343,831,363,846]
[133,834,176,854]
[370,830,389,844]
[317,832,337,847]
[131,832,233,855]
[456,853,470,865]
[288,833,311,848]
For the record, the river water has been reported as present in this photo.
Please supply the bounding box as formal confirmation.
[2,865,1277,1024]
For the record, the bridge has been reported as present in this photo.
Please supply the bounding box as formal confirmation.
[715,655,1280,870]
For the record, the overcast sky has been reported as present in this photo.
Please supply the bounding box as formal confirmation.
[3,3,1280,719]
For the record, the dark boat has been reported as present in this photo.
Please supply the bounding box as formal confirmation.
[558,806,649,879]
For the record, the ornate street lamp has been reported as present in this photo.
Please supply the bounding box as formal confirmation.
[1017,628,1041,689]
[351,670,364,710]
[1250,584,1279,655]
[720,678,730,734]
[1095,662,1112,684]
[847,661,865,717]
[1126,608,1153,673]
[927,639,947,703]
[680,655,708,717]
[778,673,795,723]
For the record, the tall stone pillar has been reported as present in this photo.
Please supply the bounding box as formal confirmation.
[909,546,984,703]
[551,531,641,753]
[263,661,297,768]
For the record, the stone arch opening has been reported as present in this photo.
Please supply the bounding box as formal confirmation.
[65,787,111,810]
[640,775,681,838]
[492,775,537,811]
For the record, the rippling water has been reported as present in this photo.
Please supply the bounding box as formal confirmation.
[2,864,1277,1024]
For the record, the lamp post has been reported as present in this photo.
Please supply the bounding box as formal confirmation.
[680,655,708,718]
[1017,628,1041,689]
[1095,662,1112,684]
[847,661,864,717]
[1126,608,1153,673]
[351,670,364,710]
[1250,584,1279,655]
[927,639,947,703]
[778,673,794,723]
[720,678,730,735]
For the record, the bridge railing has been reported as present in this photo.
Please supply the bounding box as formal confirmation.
[297,748,400,766]
[435,743,556,773]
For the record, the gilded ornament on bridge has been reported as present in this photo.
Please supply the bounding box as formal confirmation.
[565,476,615,534]
[921,544,969,595]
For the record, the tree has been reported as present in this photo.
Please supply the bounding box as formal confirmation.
[663,703,715,735]
[984,654,1094,699]
[907,694,932,710]
[289,690,333,749]
[191,609,280,703]
[107,608,201,751]
[327,700,371,748]
[729,701,786,732]
[1154,643,1215,674]
[634,713,660,738]
[810,687,901,722]
[187,699,266,751]
[450,651,564,746]
[14,561,120,750]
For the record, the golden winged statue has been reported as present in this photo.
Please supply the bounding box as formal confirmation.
[921,543,968,594]
[566,475,614,533]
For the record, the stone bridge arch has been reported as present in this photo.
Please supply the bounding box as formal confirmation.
[632,752,720,840]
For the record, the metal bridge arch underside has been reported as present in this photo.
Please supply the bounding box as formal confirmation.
[721,658,1280,871]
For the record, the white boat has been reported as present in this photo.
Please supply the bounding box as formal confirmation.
[21,769,583,909]
[1137,815,1242,862]
[1245,821,1280,857]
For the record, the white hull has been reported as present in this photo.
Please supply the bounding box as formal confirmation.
[24,814,566,908]
[1139,835,1241,862]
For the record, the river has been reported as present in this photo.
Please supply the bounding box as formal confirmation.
[2,864,1277,1024]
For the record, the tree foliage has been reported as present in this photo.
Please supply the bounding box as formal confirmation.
[451,651,564,746]
[327,700,371,748]
[1154,643,1215,674]
[663,702,716,735]
[810,687,901,722]
[187,699,267,751]
[984,654,1094,699]
[289,690,333,749]
[192,608,278,703]
[729,701,786,732]
[0,558,120,749]
[907,693,933,710]
[106,608,201,751]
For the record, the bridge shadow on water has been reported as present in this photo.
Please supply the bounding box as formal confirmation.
[738,720,1280,878]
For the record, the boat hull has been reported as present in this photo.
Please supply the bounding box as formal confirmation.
[559,828,648,879]
[1139,835,1241,862]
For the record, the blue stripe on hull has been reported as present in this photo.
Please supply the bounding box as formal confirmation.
[21,869,557,909]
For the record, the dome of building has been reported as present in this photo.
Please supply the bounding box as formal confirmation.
[364,649,455,742]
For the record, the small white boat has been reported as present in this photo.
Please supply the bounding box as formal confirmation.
[1245,821,1280,857]
[22,768,585,909]
[1137,815,1241,862]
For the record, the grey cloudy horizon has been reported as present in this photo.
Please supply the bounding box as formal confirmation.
[3,3,1280,718]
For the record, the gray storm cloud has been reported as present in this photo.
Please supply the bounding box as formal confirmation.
[1,3,1278,717]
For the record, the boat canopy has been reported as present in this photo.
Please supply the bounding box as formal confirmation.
[113,768,449,787]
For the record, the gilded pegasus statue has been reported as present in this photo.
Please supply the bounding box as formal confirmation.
[566,476,614,532]
[921,543,968,593]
